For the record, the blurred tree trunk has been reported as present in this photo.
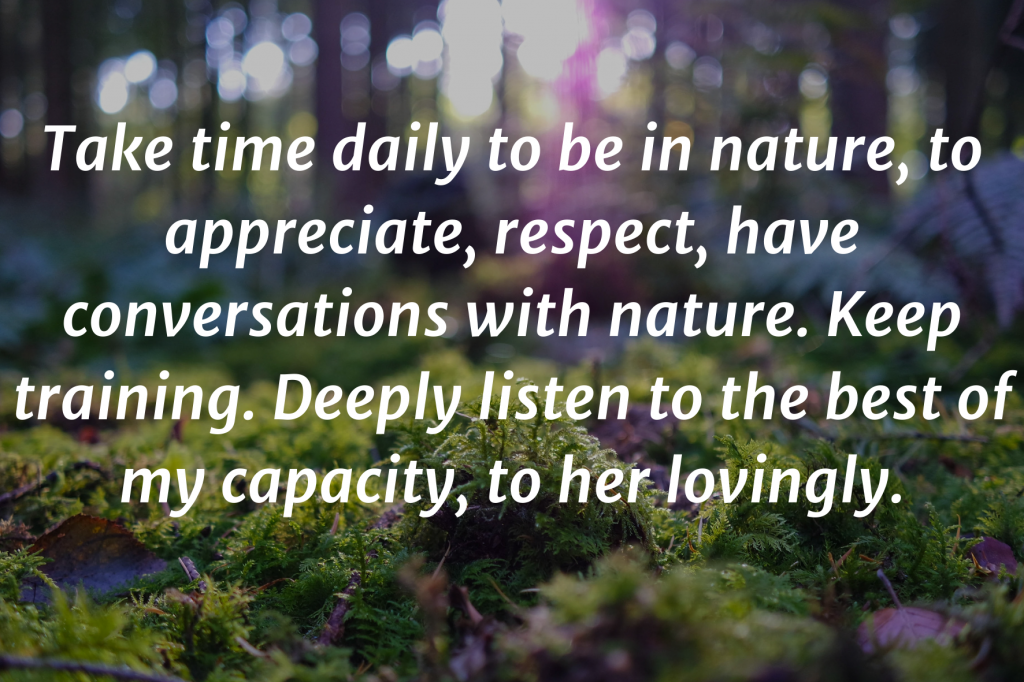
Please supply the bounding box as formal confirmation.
[314,0,347,209]
[939,0,1007,146]
[315,0,399,211]
[0,0,15,194]
[366,0,391,142]
[40,0,88,209]
[829,0,890,195]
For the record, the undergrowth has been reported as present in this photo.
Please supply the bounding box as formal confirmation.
[1,344,1024,680]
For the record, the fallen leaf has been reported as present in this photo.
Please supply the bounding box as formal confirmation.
[21,515,167,602]
[970,536,1018,576]
[858,569,963,654]
[858,606,963,654]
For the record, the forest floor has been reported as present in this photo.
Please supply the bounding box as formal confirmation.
[2,340,1024,682]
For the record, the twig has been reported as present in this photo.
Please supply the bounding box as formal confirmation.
[696,501,705,545]
[319,571,361,646]
[0,474,54,505]
[251,577,293,593]
[0,655,185,682]
[432,542,452,579]
[485,576,518,610]
[177,557,207,593]
[876,569,903,609]
[235,636,268,659]
[830,546,856,578]
[0,461,108,505]
[448,584,483,626]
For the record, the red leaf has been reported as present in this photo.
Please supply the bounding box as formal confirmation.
[21,515,167,602]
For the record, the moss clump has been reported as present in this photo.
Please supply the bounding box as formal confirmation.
[396,402,655,612]
[497,553,865,682]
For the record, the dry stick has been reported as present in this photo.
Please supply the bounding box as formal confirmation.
[0,461,107,505]
[318,570,362,646]
[319,505,405,646]
[876,569,903,609]
[0,655,185,682]
[235,636,269,659]
[830,546,857,579]
[178,556,207,593]
[433,543,452,580]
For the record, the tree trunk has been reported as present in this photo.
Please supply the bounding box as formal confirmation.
[829,0,890,195]
[40,0,88,209]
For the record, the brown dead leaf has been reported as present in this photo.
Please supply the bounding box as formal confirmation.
[858,569,963,654]
[21,515,167,602]
[970,536,1018,576]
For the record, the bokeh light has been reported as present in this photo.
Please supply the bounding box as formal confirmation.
[887,65,920,96]
[281,12,312,41]
[505,0,584,81]
[124,50,156,84]
[149,78,178,109]
[597,44,629,97]
[217,62,246,102]
[441,0,503,118]
[692,56,723,90]
[206,17,235,49]
[621,10,656,61]
[96,60,130,114]
[242,41,291,98]
[665,41,696,70]
[289,38,318,67]
[386,36,415,76]
[799,65,828,99]
[0,109,24,139]
[412,23,444,79]
[341,13,371,71]
[889,13,920,39]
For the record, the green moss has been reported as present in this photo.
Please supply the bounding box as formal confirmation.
[2,345,1024,680]
[396,400,655,611]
